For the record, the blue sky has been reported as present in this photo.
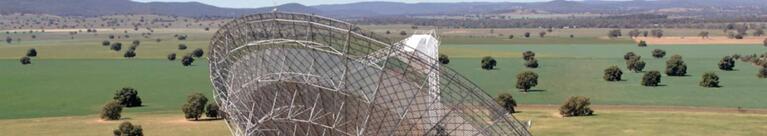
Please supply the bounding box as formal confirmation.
[131,0,559,8]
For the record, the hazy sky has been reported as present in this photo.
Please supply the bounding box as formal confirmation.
[131,0,560,8]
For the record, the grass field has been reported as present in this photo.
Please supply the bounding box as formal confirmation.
[1,109,764,136]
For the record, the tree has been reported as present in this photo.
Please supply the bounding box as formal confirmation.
[608,29,622,38]
[525,59,539,68]
[637,40,647,47]
[183,93,208,120]
[652,49,666,58]
[102,40,111,46]
[666,55,688,76]
[754,29,764,36]
[124,49,136,58]
[604,65,623,81]
[100,101,123,120]
[522,51,535,61]
[399,31,407,36]
[719,56,735,71]
[438,54,450,64]
[642,71,662,87]
[559,96,593,117]
[495,93,517,114]
[178,44,188,50]
[624,52,637,60]
[757,68,767,78]
[205,103,221,118]
[5,36,11,44]
[131,40,140,46]
[480,56,497,70]
[113,87,142,107]
[538,31,546,38]
[26,48,37,57]
[698,31,709,39]
[524,32,531,38]
[651,29,664,38]
[508,34,514,39]
[167,53,176,61]
[20,56,31,65]
[385,30,391,35]
[113,122,143,136]
[700,72,720,88]
[626,55,645,72]
[111,42,123,51]
[182,55,195,66]
[192,48,204,58]
[515,71,539,92]
[628,29,640,37]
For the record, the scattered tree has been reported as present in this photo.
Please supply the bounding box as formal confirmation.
[182,93,208,121]
[608,29,622,38]
[666,55,688,76]
[111,42,123,51]
[758,68,767,78]
[515,71,539,92]
[642,71,662,87]
[102,40,110,46]
[698,31,709,39]
[131,40,140,46]
[626,55,645,72]
[399,31,407,36]
[481,56,497,70]
[652,49,666,58]
[763,38,767,47]
[181,55,195,66]
[5,36,12,44]
[508,34,514,39]
[495,93,517,114]
[100,101,123,120]
[113,122,143,136]
[604,65,623,81]
[205,103,221,118]
[700,72,720,88]
[522,51,535,61]
[19,56,32,65]
[719,56,735,71]
[124,49,136,58]
[754,29,765,37]
[192,48,204,58]
[438,54,450,64]
[113,87,142,107]
[538,31,546,38]
[637,40,647,47]
[525,58,539,68]
[178,44,188,50]
[651,29,664,38]
[559,96,594,117]
[167,53,176,61]
[26,48,37,57]
[524,32,531,38]
[624,52,637,60]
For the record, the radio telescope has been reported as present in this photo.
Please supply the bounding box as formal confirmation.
[208,12,531,136]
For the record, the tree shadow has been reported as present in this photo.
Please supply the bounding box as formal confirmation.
[193,118,224,122]
[525,89,546,92]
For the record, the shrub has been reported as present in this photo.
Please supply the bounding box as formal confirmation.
[522,51,535,61]
[495,93,517,114]
[719,56,736,71]
[480,56,497,70]
[666,55,688,76]
[181,55,195,66]
[20,56,31,65]
[102,40,110,46]
[638,40,647,47]
[113,87,142,107]
[167,53,177,61]
[438,54,450,64]
[100,101,123,120]
[516,71,539,92]
[111,42,123,51]
[700,72,720,88]
[178,44,188,50]
[524,59,539,68]
[642,71,662,87]
[604,65,623,81]
[758,68,767,78]
[192,48,204,58]
[26,48,37,57]
[652,49,666,58]
[205,103,221,118]
[113,122,143,136]
[183,93,208,120]
[124,49,136,58]
[559,96,594,117]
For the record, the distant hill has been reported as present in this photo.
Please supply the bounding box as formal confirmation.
[0,0,765,17]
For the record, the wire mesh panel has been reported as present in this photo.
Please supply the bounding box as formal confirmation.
[209,12,531,136]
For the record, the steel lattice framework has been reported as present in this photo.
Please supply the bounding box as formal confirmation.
[208,12,531,136]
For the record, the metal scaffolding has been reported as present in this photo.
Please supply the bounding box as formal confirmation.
[208,12,531,136]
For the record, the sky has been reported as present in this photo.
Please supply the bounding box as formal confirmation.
[131,0,560,9]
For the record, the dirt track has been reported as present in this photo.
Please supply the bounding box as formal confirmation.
[518,104,767,114]
[634,36,767,45]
